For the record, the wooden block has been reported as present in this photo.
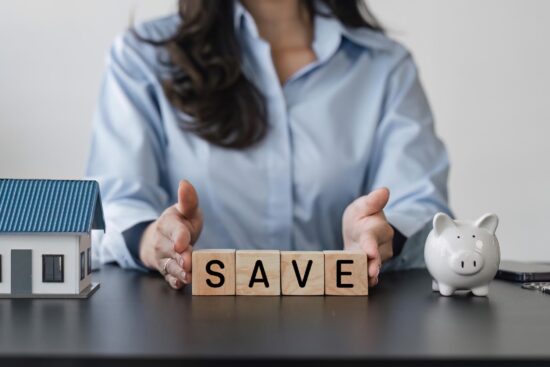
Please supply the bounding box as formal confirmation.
[192,249,236,296]
[324,250,368,296]
[236,250,280,296]
[281,251,324,295]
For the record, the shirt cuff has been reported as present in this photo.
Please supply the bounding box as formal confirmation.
[390,224,407,257]
[122,220,154,269]
[100,201,161,270]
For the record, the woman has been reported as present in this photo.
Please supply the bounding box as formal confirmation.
[87,0,451,289]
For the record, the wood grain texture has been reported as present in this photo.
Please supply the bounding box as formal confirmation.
[236,250,280,296]
[281,251,324,295]
[192,249,236,296]
[324,250,368,296]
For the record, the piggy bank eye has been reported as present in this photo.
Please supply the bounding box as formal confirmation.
[457,235,461,239]
[472,235,476,238]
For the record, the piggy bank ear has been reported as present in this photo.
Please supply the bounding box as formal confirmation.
[475,213,499,234]
[433,212,455,237]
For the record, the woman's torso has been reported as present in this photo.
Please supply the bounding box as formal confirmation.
[135,11,405,252]
[87,2,450,270]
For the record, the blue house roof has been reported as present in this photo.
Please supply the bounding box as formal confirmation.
[0,179,105,233]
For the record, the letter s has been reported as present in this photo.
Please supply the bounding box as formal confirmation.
[206,260,225,288]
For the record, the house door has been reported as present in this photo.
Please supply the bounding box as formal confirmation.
[11,250,32,295]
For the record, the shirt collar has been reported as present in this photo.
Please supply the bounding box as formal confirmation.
[233,0,343,63]
[233,0,392,60]
[234,0,261,39]
[311,6,343,62]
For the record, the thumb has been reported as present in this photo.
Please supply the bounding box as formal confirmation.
[176,180,199,218]
[356,187,390,217]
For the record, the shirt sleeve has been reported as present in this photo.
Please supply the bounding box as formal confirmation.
[366,51,453,270]
[86,32,170,271]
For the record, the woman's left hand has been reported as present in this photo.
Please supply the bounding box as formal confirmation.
[342,187,394,287]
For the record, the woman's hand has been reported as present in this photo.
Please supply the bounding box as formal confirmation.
[342,187,394,287]
[139,180,203,289]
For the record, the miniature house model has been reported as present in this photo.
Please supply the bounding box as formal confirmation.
[0,179,104,298]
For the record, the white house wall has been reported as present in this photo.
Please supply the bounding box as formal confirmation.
[78,234,91,292]
[0,235,79,294]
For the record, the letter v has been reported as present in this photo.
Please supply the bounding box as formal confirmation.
[292,259,313,288]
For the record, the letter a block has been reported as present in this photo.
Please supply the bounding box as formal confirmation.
[192,249,236,295]
[324,250,368,296]
[281,251,324,295]
[236,250,280,296]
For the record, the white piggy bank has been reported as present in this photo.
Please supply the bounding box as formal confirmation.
[424,212,500,296]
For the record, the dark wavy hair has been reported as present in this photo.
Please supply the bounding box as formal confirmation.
[144,0,382,149]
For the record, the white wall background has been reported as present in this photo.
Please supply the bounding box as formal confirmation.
[0,0,548,262]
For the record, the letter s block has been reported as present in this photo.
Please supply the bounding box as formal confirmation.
[324,250,368,296]
[236,250,280,296]
[192,249,236,295]
[281,251,324,295]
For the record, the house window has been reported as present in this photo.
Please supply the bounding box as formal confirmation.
[80,251,85,280]
[87,248,92,275]
[43,255,64,283]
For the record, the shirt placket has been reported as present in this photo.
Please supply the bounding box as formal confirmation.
[242,34,294,251]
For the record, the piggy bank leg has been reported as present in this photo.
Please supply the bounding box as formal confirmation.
[438,284,455,296]
[471,285,489,296]
[432,280,439,292]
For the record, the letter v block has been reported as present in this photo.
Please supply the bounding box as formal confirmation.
[192,249,236,295]
[281,251,324,295]
[324,250,368,296]
[236,250,280,295]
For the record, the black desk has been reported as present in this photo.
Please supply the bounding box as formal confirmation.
[1,264,550,366]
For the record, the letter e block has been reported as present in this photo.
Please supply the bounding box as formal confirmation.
[281,251,324,295]
[236,250,280,296]
[324,250,368,296]
[192,249,236,296]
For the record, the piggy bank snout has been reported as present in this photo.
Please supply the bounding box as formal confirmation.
[449,251,484,275]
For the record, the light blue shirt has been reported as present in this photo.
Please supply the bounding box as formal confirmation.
[86,3,451,271]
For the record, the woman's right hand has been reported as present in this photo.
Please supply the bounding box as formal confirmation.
[139,180,203,289]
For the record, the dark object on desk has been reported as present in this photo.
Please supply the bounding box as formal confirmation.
[496,260,550,282]
[2,265,550,367]
[521,282,550,297]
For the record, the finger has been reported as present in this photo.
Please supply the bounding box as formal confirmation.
[369,274,379,288]
[379,241,394,263]
[176,180,200,219]
[357,217,394,244]
[160,258,187,283]
[164,274,183,290]
[368,257,381,281]
[180,246,193,274]
[176,180,203,243]
[170,225,192,254]
[182,270,192,285]
[360,235,382,280]
[153,232,180,260]
[352,187,390,218]
[186,211,203,244]
[156,216,192,254]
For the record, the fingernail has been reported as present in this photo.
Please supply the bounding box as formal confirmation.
[179,271,186,281]
[179,257,184,267]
